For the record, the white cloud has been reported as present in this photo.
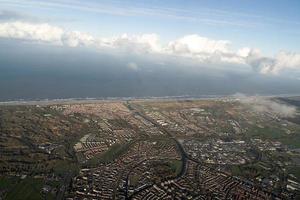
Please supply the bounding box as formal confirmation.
[0,21,64,44]
[270,52,300,74]
[167,34,230,55]
[102,33,162,54]
[245,49,300,74]
[0,21,95,47]
[62,31,95,47]
[0,21,299,75]
[165,35,248,65]
[235,94,297,117]
[237,47,251,57]
[127,62,139,70]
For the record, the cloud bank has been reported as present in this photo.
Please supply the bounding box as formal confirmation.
[235,94,297,117]
[246,49,300,74]
[0,21,300,75]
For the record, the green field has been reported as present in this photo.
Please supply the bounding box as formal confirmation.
[0,176,18,191]
[53,160,80,176]
[287,166,300,180]
[246,125,300,148]
[5,177,44,200]
[86,142,133,166]
[169,160,182,176]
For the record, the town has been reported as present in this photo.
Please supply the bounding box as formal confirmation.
[0,97,300,199]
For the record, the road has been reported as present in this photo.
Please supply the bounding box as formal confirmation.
[125,101,189,178]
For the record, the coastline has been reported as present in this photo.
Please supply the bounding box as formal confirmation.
[0,94,299,106]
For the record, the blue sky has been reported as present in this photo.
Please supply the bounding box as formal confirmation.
[0,0,300,77]
[1,0,300,54]
[0,0,300,99]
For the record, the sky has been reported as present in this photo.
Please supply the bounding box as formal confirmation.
[0,0,300,100]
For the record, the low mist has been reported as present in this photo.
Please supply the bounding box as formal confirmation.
[235,94,297,117]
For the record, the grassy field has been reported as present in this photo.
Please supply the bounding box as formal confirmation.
[53,160,80,176]
[86,142,133,166]
[169,160,182,176]
[246,125,300,148]
[0,176,61,200]
[230,161,275,179]
[0,176,18,191]
[287,166,300,180]
[5,177,44,200]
